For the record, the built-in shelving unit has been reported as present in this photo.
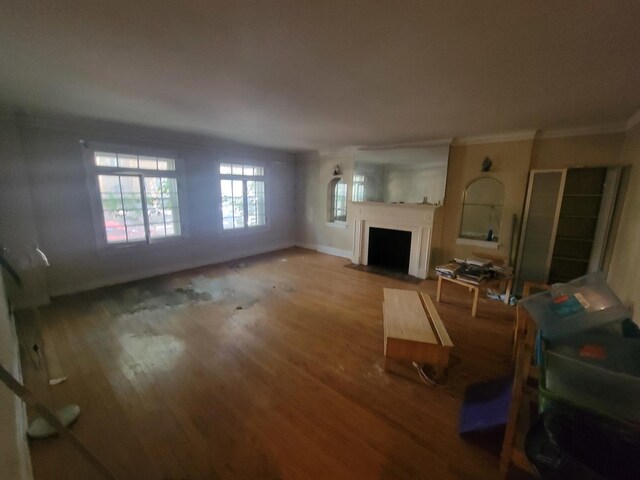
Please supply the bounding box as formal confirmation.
[548,168,606,284]
[515,167,621,293]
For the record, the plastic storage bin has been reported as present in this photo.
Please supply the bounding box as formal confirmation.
[520,272,630,338]
[540,334,640,422]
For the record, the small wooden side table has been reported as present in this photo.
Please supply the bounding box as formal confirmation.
[436,274,513,317]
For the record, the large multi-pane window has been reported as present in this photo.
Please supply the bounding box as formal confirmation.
[220,163,266,230]
[92,151,182,244]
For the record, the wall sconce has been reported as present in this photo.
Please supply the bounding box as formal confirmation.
[333,164,342,176]
[481,157,492,172]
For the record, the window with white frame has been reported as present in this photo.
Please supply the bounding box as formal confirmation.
[328,178,347,222]
[352,174,365,202]
[220,163,266,230]
[91,150,182,244]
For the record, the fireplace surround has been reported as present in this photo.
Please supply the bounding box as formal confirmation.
[350,202,443,279]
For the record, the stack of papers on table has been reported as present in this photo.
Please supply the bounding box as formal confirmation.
[465,257,493,268]
[435,262,461,278]
[456,264,491,284]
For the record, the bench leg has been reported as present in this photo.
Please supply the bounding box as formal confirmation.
[436,275,443,302]
[503,278,513,304]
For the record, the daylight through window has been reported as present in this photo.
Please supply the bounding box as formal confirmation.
[330,179,347,222]
[220,163,266,230]
[94,151,181,244]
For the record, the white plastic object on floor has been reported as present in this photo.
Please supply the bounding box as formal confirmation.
[27,404,80,439]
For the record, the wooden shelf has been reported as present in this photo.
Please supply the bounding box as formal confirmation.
[552,256,589,262]
[562,194,603,197]
[556,236,594,242]
[549,276,576,283]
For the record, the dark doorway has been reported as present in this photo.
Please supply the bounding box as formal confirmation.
[367,227,411,273]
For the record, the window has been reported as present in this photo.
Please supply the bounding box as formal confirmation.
[220,163,266,231]
[91,150,182,245]
[328,178,347,222]
[352,174,365,202]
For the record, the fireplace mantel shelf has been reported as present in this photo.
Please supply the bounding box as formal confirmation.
[353,201,441,209]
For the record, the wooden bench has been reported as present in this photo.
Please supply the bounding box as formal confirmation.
[383,288,453,372]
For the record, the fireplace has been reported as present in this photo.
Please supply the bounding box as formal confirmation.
[368,227,412,273]
[351,202,442,279]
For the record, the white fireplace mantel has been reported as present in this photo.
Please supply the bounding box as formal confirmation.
[350,202,443,279]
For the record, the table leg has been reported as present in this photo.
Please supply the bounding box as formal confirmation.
[436,275,443,302]
[471,286,479,317]
[504,278,513,304]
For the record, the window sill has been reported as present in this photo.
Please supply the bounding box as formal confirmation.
[326,221,348,229]
[98,235,188,256]
[456,237,500,249]
[220,225,271,237]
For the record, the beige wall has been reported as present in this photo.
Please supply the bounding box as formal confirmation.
[607,123,640,322]
[296,151,354,255]
[531,132,625,169]
[297,130,639,317]
[439,140,534,265]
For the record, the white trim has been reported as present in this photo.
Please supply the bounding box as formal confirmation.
[452,130,538,146]
[349,203,440,279]
[48,241,296,297]
[82,141,189,251]
[358,138,453,150]
[218,160,269,233]
[325,221,348,229]
[538,123,627,139]
[17,112,295,162]
[455,237,500,249]
[627,108,640,131]
[296,243,352,259]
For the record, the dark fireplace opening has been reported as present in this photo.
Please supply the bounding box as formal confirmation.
[368,227,411,273]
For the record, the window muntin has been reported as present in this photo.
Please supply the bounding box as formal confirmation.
[220,163,266,231]
[144,177,181,239]
[93,151,181,245]
[95,151,176,171]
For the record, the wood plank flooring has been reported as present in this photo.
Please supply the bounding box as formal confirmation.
[18,247,517,480]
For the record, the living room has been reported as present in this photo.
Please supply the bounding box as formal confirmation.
[1,2,639,479]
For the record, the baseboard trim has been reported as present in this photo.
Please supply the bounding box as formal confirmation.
[296,243,352,259]
[50,241,297,297]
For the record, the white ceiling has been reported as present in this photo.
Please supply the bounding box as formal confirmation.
[1,1,639,151]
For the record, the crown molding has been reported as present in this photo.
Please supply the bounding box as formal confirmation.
[626,108,640,131]
[452,130,537,146]
[15,111,295,161]
[537,123,627,139]
[358,138,453,150]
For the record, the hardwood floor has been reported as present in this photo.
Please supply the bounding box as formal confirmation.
[18,247,517,480]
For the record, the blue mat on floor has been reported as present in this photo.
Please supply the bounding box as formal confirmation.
[459,376,513,435]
